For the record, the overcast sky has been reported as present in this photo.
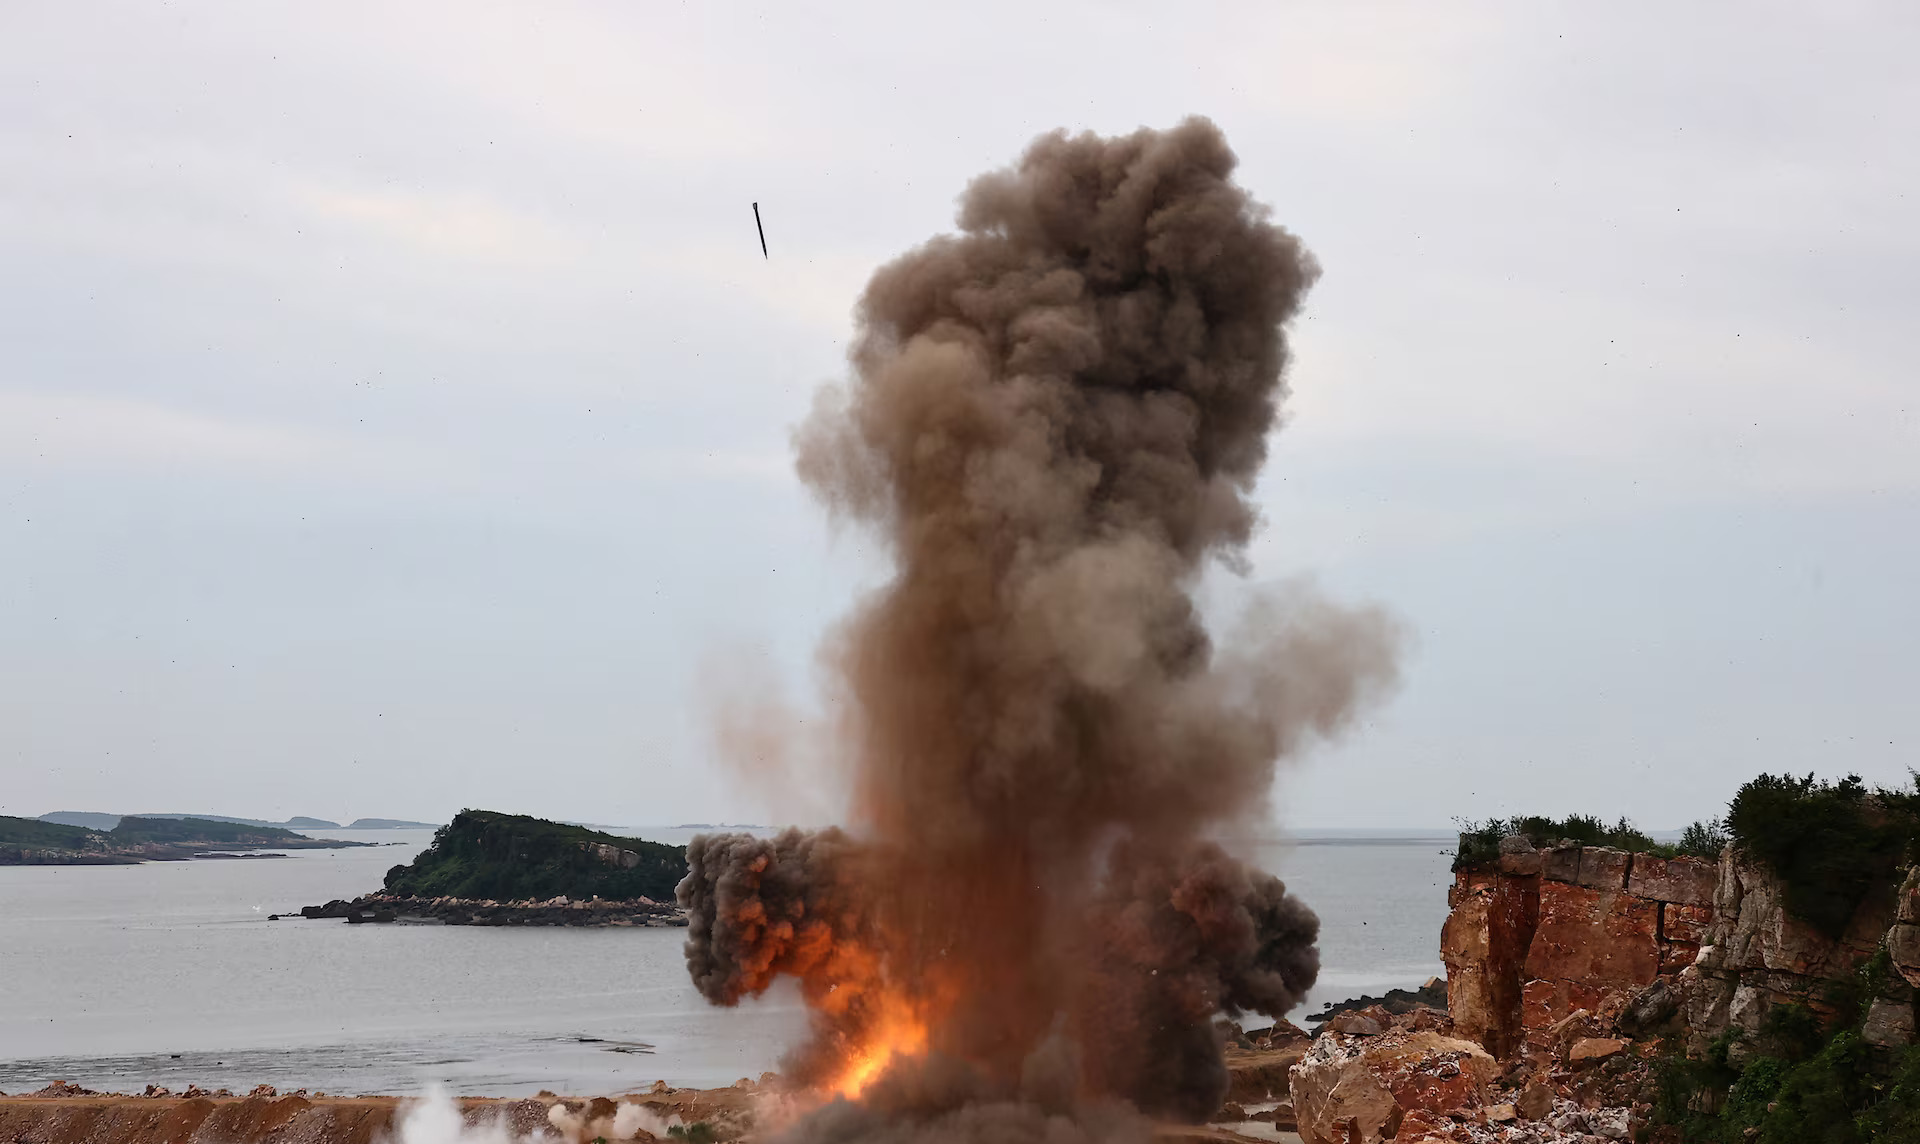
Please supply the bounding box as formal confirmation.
[3,2,1916,831]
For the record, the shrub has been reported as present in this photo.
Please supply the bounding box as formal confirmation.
[1755,1002,1824,1063]
[1857,1044,1920,1139]
[1452,818,1509,868]
[1452,813,1673,870]
[1726,773,1920,939]
[1756,1031,1878,1144]
[1677,818,1729,860]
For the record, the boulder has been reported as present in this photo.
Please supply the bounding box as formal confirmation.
[1541,845,1583,884]
[1498,835,1544,877]
[1326,1011,1385,1036]
[1289,1030,1495,1144]
[1574,848,1632,893]
[1617,979,1678,1037]
[1386,1108,1451,1141]
[1516,1078,1554,1121]
[1863,998,1916,1049]
[1568,1037,1627,1066]
[1626,855,1717,906]
[1889,923,1920,988]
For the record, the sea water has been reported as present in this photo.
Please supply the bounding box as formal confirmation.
[0,827,1452,1095]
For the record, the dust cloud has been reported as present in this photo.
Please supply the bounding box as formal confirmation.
[681,117,1400,1135]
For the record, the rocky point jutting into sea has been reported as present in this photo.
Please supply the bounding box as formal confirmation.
[287,810,691,926]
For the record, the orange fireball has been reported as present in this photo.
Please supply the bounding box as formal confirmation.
[829,994,930,1100]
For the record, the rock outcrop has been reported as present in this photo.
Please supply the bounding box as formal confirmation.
[1306,978,1449,1028]
[1677,850,1903,1057]
[1440,862,1539,1058]
[1444,835,1920,1064]
[1290,1024,1496,1143]
[1442,842,1715,1056]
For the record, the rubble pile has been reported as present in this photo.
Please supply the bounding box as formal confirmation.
[1281,1003,1651,1144]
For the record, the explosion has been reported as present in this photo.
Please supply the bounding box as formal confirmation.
[678,118,1400,1137]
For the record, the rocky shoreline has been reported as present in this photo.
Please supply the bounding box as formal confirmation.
[1305,979,1449,1027]
[289,893,689,927]
[0,1081,1274,1144]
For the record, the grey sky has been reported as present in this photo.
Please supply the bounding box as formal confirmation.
[3,2,1915,830]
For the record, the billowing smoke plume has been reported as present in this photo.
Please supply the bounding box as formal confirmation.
[679,117,1400,1130]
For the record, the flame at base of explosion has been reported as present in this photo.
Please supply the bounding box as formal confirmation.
[830,995,931,1101]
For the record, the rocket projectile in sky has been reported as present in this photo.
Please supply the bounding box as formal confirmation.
[752,202,767,259]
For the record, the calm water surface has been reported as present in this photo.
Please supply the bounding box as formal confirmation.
[0,827,1451,1095]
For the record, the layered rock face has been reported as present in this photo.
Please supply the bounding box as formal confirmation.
[1678,852,1905,1056]
[1441,842,1714,1056]
[1445,837,1920,1062]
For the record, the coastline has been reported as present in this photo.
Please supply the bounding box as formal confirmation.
[0,1073,1302,1144]
[289,893,688,927]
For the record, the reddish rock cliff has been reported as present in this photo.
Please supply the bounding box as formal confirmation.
[1442,842,1717,1055]
[1444,837,1920,1062]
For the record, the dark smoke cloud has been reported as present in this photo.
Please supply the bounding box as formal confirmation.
[1075,841,1321,1122]
[680,117,1400,1131]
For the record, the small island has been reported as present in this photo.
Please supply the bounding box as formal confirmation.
[0,814,375,865]
[292,809,690,926]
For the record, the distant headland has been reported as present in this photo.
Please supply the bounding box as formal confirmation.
[34,811,442,832]
[0,815,378,865]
